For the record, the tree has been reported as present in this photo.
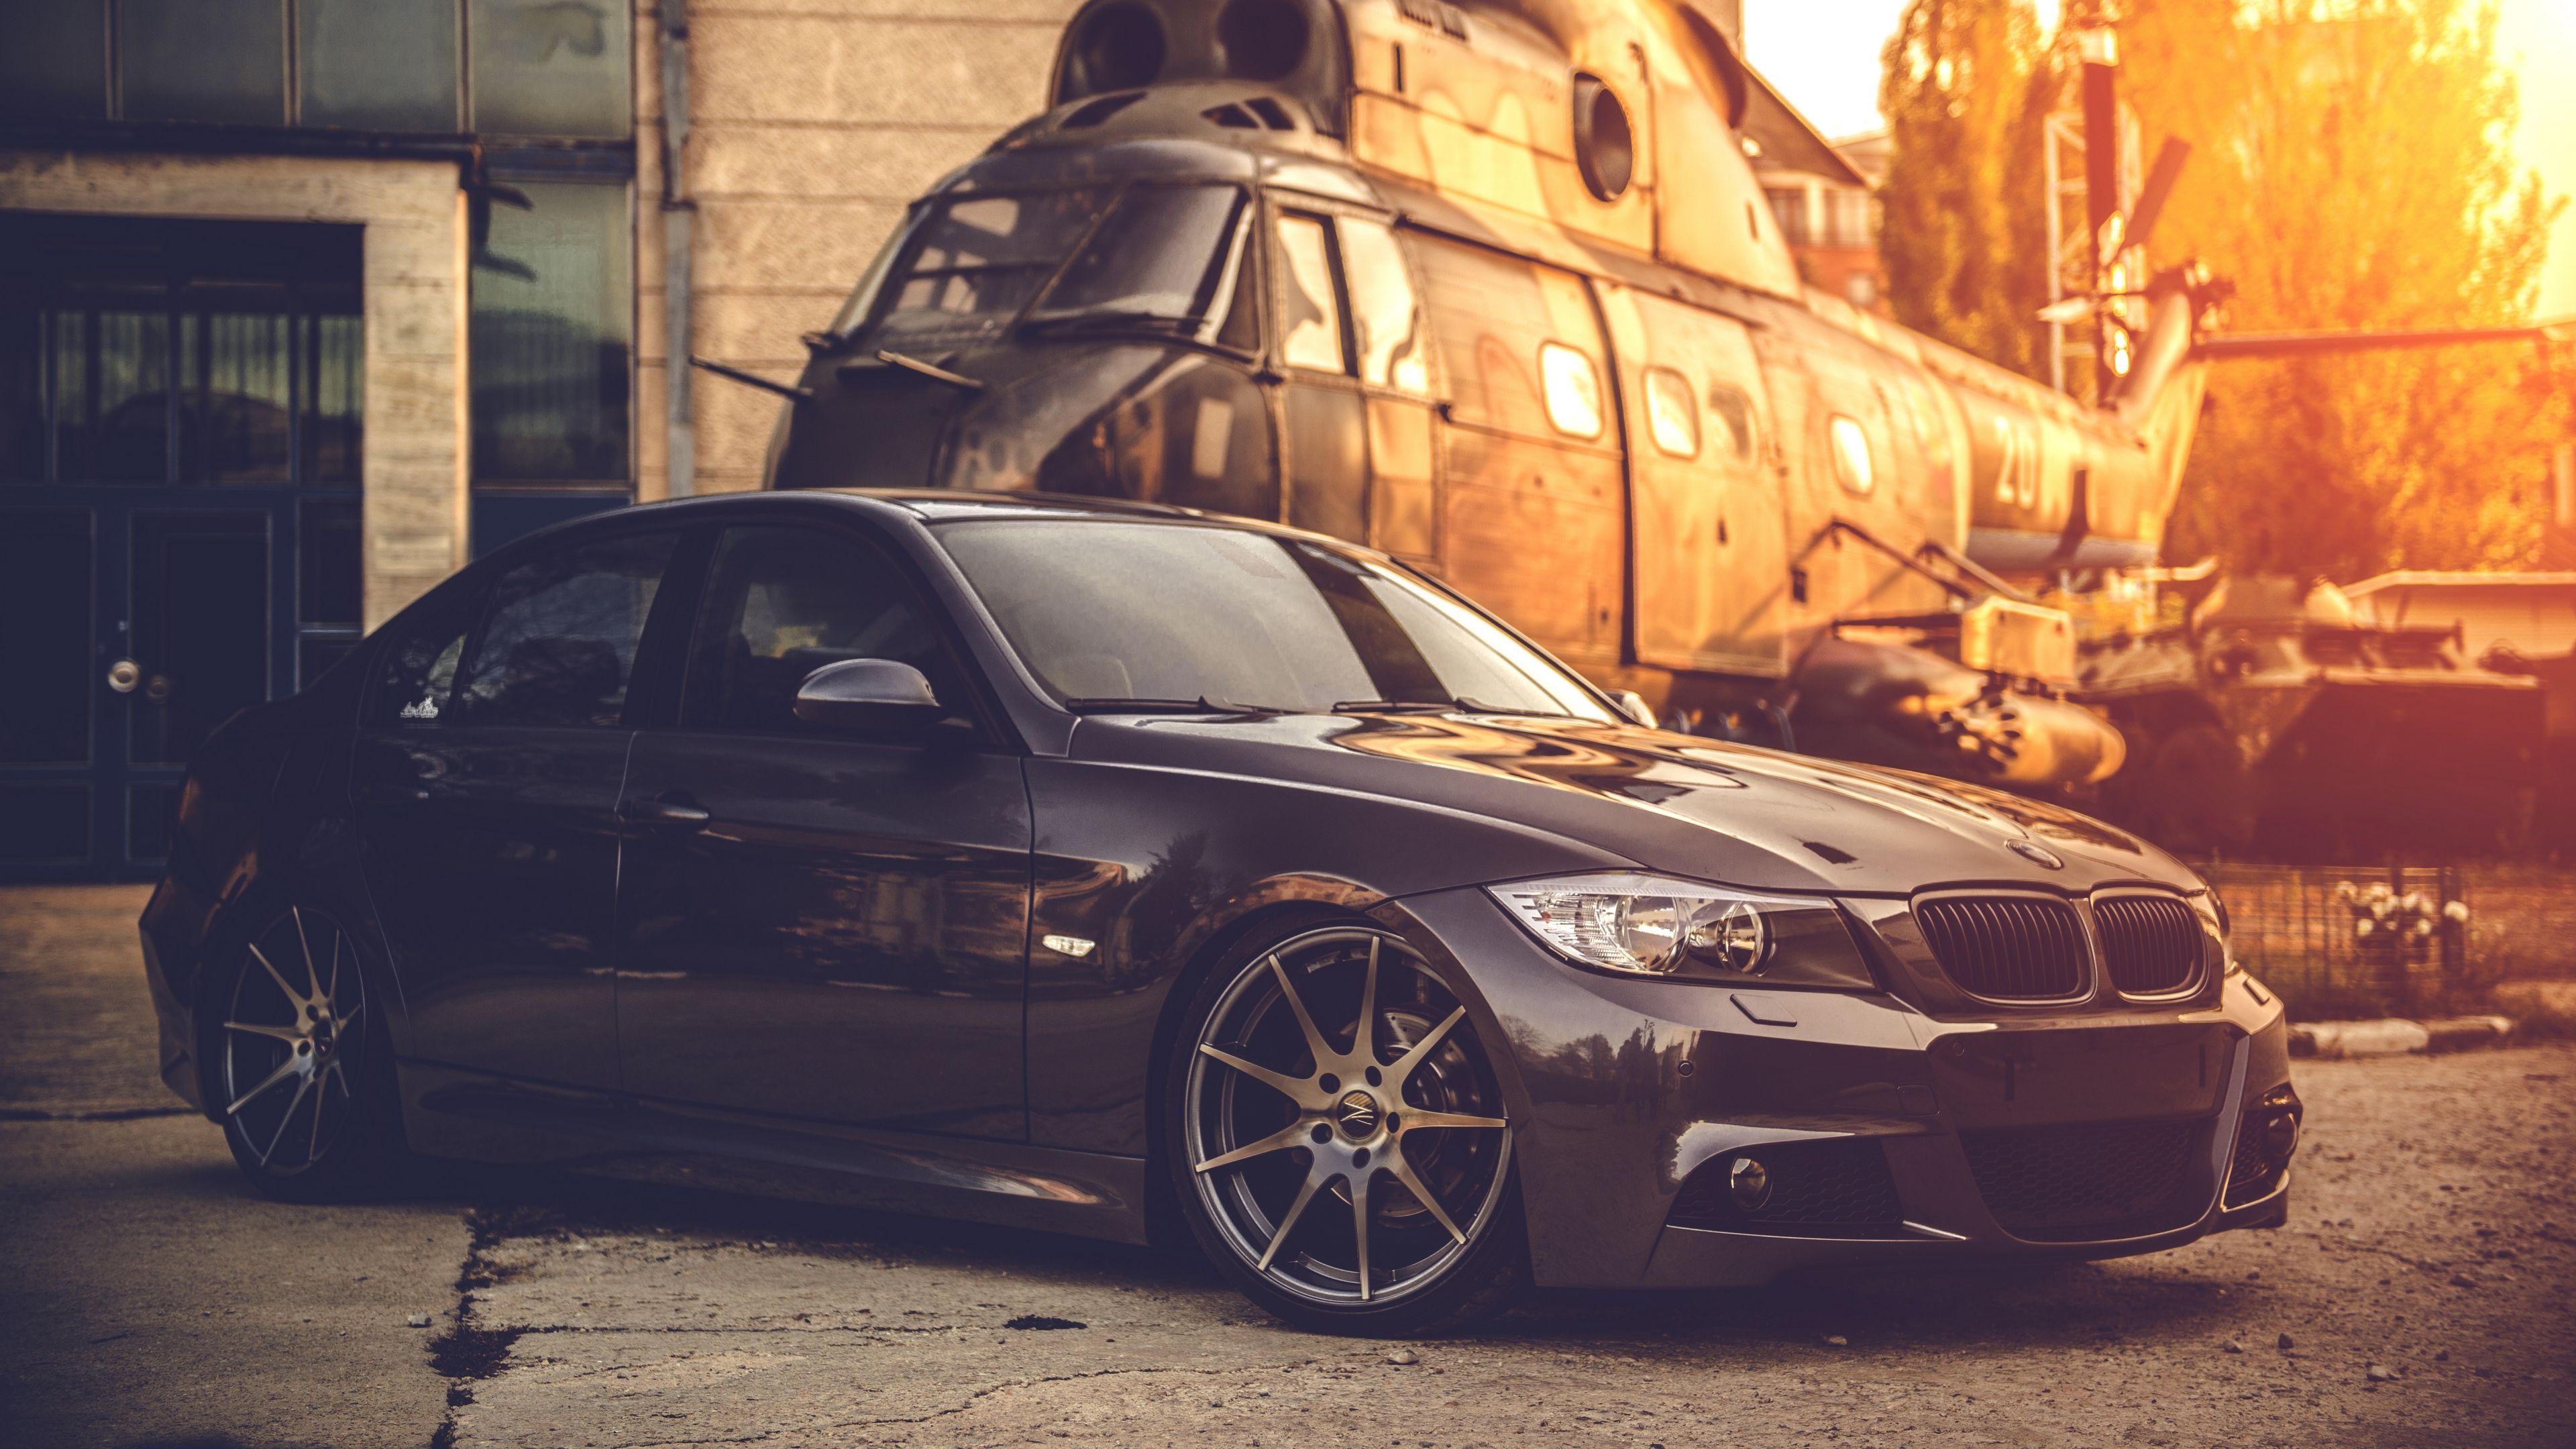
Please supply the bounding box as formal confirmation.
[1878,0,2054,380]
[1888,0,2567,579]
[2119,0,2568,578]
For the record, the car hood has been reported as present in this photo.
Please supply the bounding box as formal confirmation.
[1069,710,2200,898]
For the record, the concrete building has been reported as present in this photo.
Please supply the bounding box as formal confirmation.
[1738,71,1882,315]
[1,0,1072,879]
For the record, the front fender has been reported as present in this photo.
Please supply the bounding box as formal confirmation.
[1019,755,1626,1156]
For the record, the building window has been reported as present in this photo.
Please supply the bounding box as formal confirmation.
[470,0,633,140]
[2,214,364,488]
[120,0,288,127]
[301,0,463,132]
[470,180,634,487]
[0,1,107,121]
[1764,188,1810,247]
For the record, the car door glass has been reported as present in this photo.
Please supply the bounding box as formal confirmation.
[1275,212,1346,374]
[370,594,473,729]
[453,531,678,728]
[1337,217,1427,393]
[688,525,970,734]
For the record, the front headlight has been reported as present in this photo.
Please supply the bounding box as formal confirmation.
[2190,889,2235,974]
[1488,873,1878,989]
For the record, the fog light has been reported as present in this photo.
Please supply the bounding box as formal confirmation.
[2263,1110,2300,1165]
[1727,1156,1772,1212]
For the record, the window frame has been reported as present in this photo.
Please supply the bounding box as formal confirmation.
[1261,195,1441,401]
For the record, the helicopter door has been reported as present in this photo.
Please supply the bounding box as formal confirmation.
[1599,286,1790,676]
[1406,231,1625,669]
[1269,206,1440,560]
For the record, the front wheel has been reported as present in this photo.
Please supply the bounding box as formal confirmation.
[209,904,407,1202]
[1165,921,1527,1335]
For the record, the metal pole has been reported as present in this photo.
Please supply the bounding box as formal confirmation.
[661,0,696,499]
[2078,28,2119,407]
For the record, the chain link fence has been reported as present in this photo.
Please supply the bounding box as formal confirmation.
[2198,862,2576,1020]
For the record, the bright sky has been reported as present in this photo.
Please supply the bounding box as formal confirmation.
[1746,0,2576,316]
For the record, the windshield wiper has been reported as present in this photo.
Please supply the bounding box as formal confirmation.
[1019,309,1202,339]
[1332,697,1574,719]
[1331,699,1456,715]
[1063,696,1283,715]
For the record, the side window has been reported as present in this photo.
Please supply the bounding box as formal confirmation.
[1709,385,1757,462]
[1338,217,1428,392]
[1829,414,1876,495]
[686,525,973,735]
[1275,212,1347,374]
[370,596,472,730]
[453,531,678,729]
[1643,366,1699,458]
[1539,342,1604,439]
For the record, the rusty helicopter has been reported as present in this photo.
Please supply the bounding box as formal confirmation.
[702,0,2571,856]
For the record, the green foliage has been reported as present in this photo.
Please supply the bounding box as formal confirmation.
[1878,0,2053,380]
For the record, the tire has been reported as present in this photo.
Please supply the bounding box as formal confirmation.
[205,902,409,1203]
[1164,919,1528,1336]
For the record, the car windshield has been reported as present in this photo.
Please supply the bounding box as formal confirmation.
[935,519,1615,720]
[836,184,1252,350]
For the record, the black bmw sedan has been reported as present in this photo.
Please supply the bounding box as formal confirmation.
[139,489,2298,1334]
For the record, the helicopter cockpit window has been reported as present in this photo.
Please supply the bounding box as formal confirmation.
[1024,183,1255,345]
[858,189,1108,348]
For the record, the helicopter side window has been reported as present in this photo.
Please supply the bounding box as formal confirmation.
[860,188,1107,347]
[1025,184,1255,345]
[1643,366,1699,458]
[1709,385,1756,462]
[1829,414,1876,495]
[1275,213,1348,374]
[1338,218,1429,394]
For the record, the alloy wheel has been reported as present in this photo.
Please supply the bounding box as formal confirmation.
[220,908,368,1178]
[1183,927,1511,1306]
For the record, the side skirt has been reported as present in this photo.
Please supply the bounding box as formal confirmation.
[397,1059,1153,1246]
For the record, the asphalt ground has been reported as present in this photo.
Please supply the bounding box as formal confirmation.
[3,883,2570,1448]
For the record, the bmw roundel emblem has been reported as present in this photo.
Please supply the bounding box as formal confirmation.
[2009,841,2066,869]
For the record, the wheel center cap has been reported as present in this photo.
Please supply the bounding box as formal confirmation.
[1334,1089,1381,1141]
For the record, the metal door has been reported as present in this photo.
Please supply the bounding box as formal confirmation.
[1,214,364,879]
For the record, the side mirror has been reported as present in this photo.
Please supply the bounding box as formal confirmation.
[1610,690,1658,730]
[793,659,944,733]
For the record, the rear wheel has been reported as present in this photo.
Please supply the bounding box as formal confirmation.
[1166,922,1526,1335]
[211,905,406,1201]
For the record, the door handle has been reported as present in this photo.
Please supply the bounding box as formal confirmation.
[622,798,711,828]
[107,659,143,694]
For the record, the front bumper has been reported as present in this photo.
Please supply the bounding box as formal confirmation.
[1376,887,2296,1290]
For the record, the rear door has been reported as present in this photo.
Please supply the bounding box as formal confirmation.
[612,519,1032,1139]
[350,525,681,1089]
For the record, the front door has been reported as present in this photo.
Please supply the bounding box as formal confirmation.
[0,214,364,879]
[614,520,1032,1140]
[1269,205,1442,563]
